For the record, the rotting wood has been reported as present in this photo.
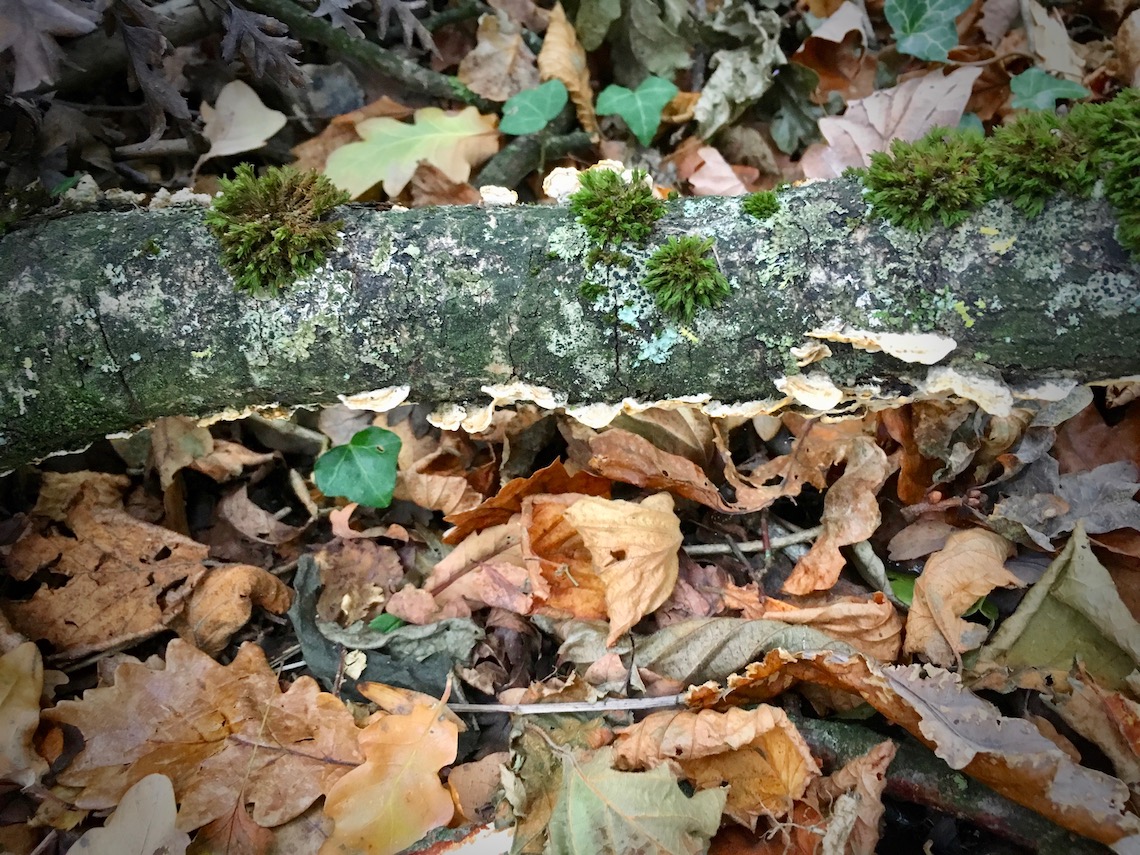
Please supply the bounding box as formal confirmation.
[1,179,1138,470]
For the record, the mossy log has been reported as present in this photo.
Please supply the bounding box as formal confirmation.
[1,178,1139,470]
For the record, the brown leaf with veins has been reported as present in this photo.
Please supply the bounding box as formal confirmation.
[563,493,682,645]
[799,739,897,855]
[904,529,1021,667]
[782,436,893,595]
[536,3,598,134]
[193,802,274,855]
[521,493,607,620]
[745,592,903,662]
[457,10,539,101]
[408,161,482,207]
[614,705,818,828]
[5,487,209,657]
[45,640,362,831]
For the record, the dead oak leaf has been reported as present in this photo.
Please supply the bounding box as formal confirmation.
[563,492,682,646]
[457,10,538,101]
[45,640,362,831]
[904,529,1021,668]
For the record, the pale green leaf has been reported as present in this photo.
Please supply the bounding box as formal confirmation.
[595,76,678,146]
[885,0,972,62]
[500,80,568,135]
[323,106,499,199]
[547,747,725,855]
[624,0,691,78]
[1009,68,1091,111]
[575,0,622,51]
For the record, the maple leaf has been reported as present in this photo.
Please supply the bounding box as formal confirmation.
[320,682,457,855]
[45,640,362,830]
[0,0,103,93]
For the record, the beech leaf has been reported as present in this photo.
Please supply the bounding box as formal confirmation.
[65,774,190,855]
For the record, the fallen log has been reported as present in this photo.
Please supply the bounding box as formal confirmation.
[1,178,1138,470]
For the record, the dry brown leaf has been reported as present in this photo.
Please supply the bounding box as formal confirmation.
[687,649,1140,849]
[458,10,539,101]
[320,682,457,855]
[218,483,311,545]
[614,705,818,828]
[5,488,209,657]
[46,641,362,831]
[192,802,274,855]
[782,437,894,595]
[563,493,682,646]
[419,518,533,616]
[65,774,190,855]
[536,3,598,135]
[688,146,754,196]
[31,471,129,521]
[448,751,511,823]
[799,67,983,178]
[444,458,610,545]
[170,564,293,655]
[394,448,483,516]
[792,1,876,101]
[744,593,903,662]
[0,643,47,788]
[887,519,956,561]
[489,0,550,31]
[408,161,482,207]
[150,416,213,490]
[1117,10,1140,87]
[521,493,608,620]
[1052,665,1140,785]
[189,440,276,482]
[1028,0,1084,80]
[904,529,1022,667]
[804,740,896,855]
[1053,402,1140,475]
[328,503,409,541]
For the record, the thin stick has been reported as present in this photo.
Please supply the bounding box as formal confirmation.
[448,695,685,715]
[682,524,823,557]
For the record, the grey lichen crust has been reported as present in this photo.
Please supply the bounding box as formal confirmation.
[1,179,1139,468]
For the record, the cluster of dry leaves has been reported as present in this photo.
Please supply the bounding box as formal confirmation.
[2,386,1140,854]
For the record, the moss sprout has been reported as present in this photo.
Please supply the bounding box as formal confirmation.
[858,128,991,231]
[642,235,730,323]
[205,164,349,297]
[984,111,1095,217]
[742,190,780,219]
[569,168,665,266]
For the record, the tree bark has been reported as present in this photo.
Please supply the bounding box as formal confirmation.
[1,179,1138,470]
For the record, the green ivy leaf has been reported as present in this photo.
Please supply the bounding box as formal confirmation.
[885,0,972,62]
[368,613,406,632]
[596,76,679,146]
[313,426,401,509]
[1009,68,1091,111]
[887,571,916,606]
[500,80,569,136]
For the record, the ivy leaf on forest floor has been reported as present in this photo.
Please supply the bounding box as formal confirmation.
[1009,68,1091,110]
[314,426,402,509]
[885,0,973,62]
[596,76,678,146]
[323,106,499,198]
[500,79,568,135]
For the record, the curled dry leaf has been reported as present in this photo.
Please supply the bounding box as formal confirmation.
[536,3,599,134]
[795,739,897,855]
[563,492,682,646]
[904,529,1022,668]
[320,683,457,855]
[745,593,903,662]
[614,705,818,828]
[45,641,362,830]
[521,493,607,620]
[685,648,1140,848]
[169,563,293,655]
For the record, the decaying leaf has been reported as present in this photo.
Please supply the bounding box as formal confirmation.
[0,643,47,788]
[614,705,817,827]
[0,0,102,93]
[65,774,190,855]
[46,641,362,831]
[196,79,287,173]
[457,10,538,101]
[169,563,293,655]
[536,3,599,135]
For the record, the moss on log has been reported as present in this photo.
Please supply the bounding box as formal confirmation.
[1,179,1138,469]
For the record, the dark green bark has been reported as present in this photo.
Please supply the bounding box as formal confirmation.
[1,180,1138,470]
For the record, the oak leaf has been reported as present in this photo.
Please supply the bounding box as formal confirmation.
[320,682,457,855]
[45,641,362,831]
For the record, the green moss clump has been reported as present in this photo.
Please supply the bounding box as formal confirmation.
[569,168,665,266]
[205,164,349,297]
[0,181,52,237]
[859,128,991,230]
[578,280,608,301]
[642,235,730,323]
[984,111,1095,217]
[854,89,1140,256]
[742,190,780,219]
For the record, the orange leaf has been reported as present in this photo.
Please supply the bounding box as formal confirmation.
[320,683,458,855]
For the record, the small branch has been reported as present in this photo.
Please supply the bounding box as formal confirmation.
[447,694,684,715]
[683,525,823,557]
[475,105,595,190]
